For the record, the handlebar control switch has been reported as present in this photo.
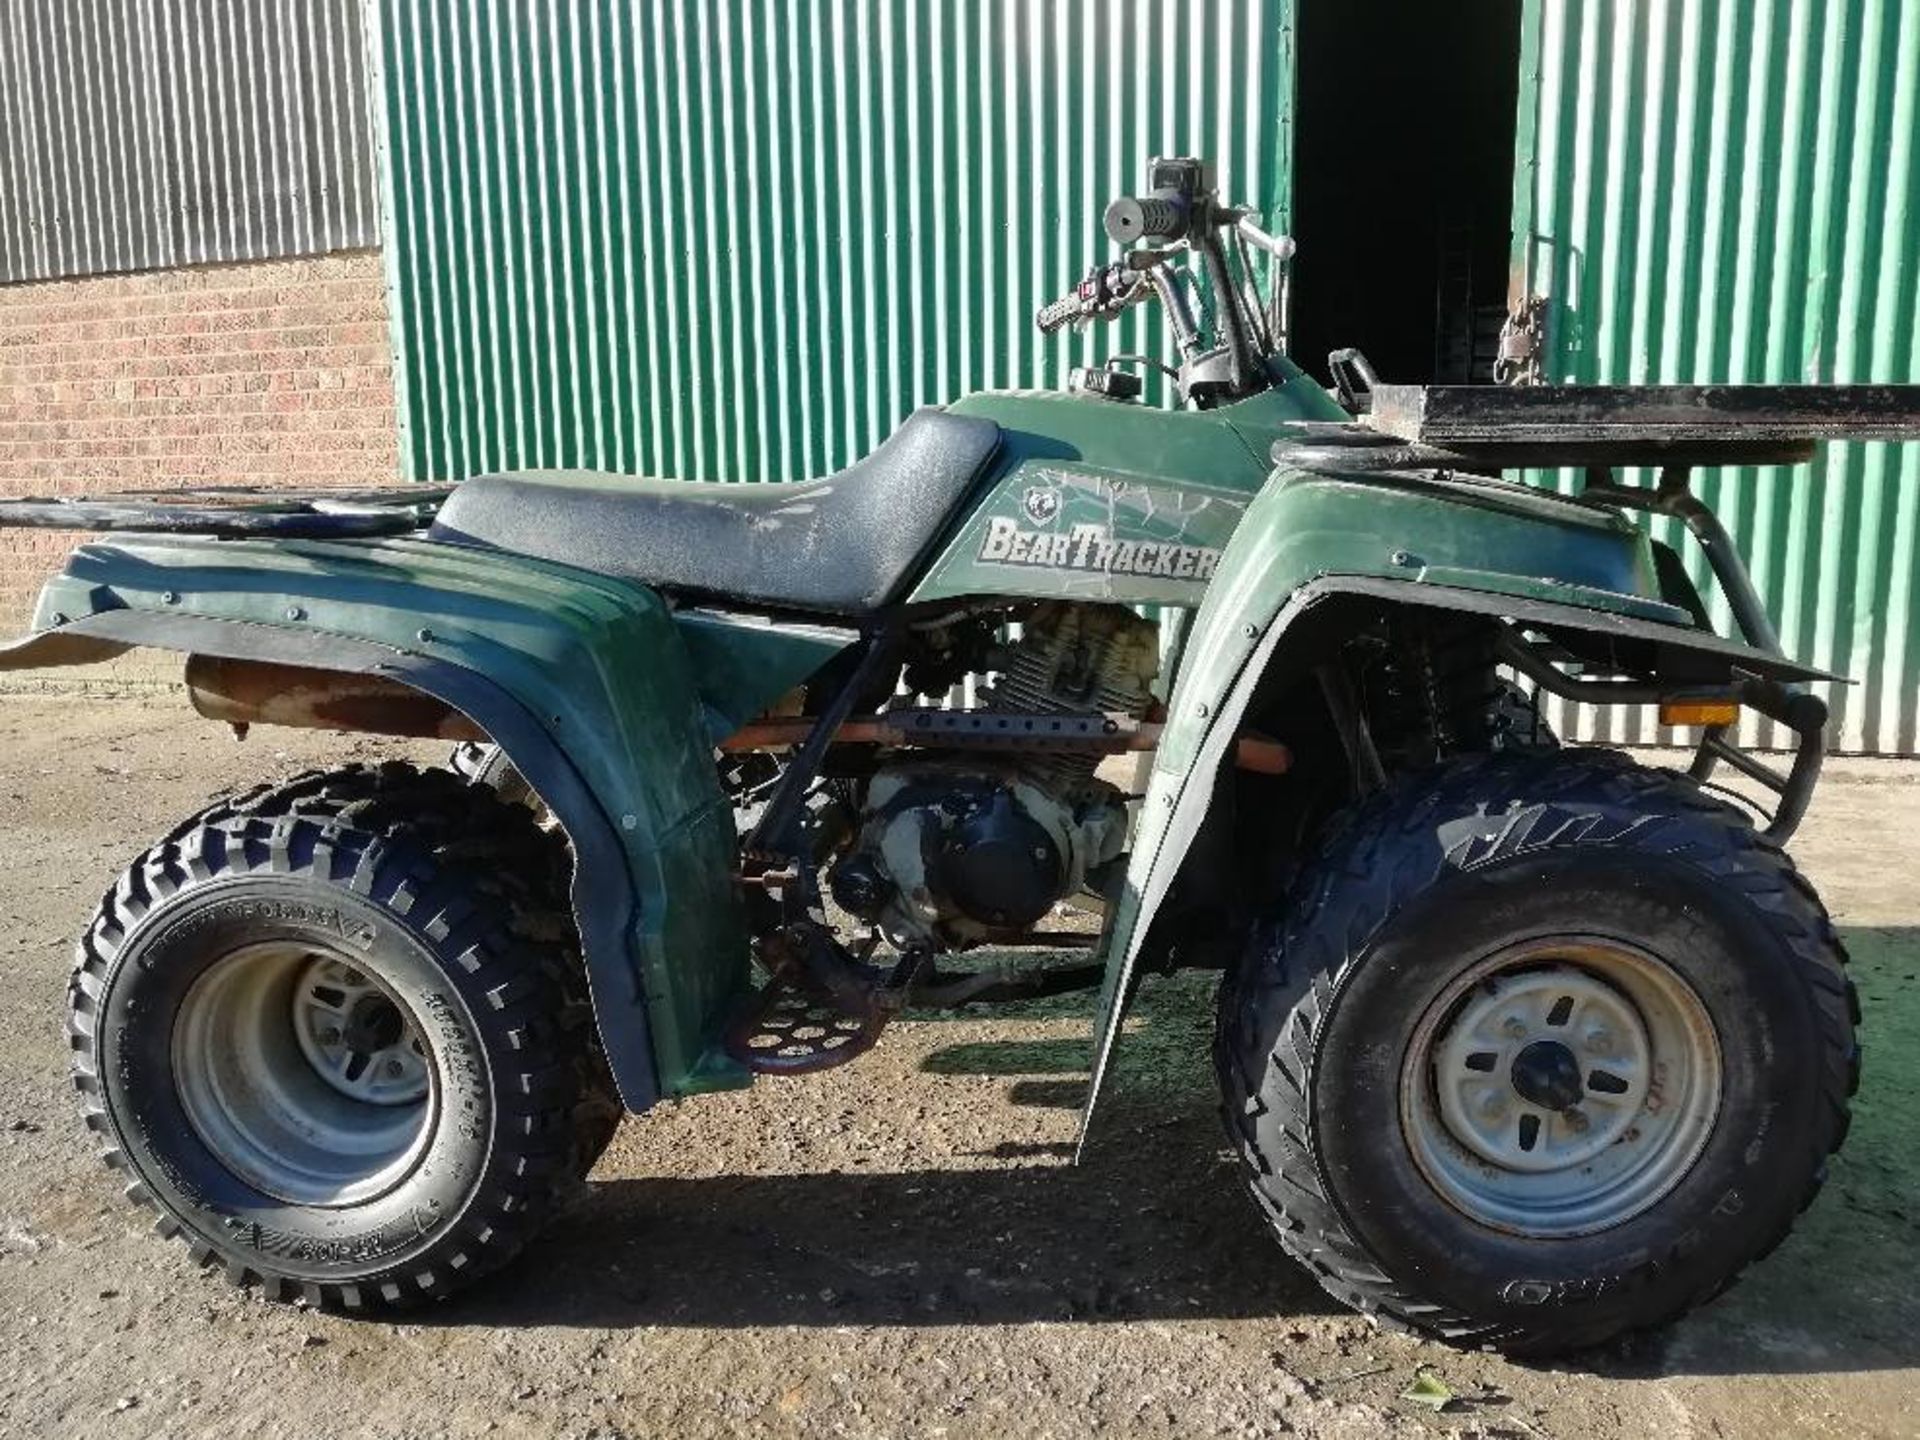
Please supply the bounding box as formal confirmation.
[1068,364,1144,403]
[1035,262,1144,334]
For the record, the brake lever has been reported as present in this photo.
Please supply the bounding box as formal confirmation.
[1230,211,1297,262]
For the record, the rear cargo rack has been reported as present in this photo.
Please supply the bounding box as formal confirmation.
[0,484,450,540]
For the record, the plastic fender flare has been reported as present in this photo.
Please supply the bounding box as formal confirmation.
[3,610,664,1112]
[1075,573,1835,1152]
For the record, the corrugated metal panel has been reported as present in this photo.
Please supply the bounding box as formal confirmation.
[0,0,379,283]
[1512,0,1920,755]
[369,0,1294,487]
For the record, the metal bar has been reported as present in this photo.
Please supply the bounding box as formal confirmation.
[1314,661,1385,795]
[0,499,433,539]
[1699,732,1788,792]
[1499,622,1828,844]
[1368,381,1920,446]
[718,709,1293,775]
[1729,678,1829,844]
[1491,630,1673,705]
[742,630,902,861]
[1582,467,1784,656]
[1581,462,1794,791]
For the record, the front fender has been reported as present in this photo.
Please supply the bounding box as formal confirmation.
[2,534,755,1108]
[1077,461,1822,1149]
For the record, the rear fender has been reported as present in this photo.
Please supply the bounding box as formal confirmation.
[1,534,769,1109]
[1078,463,1833,1148]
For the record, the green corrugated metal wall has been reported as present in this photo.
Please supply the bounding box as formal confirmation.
[1513,0,1920,754]
[369,0,1919,754]
[369,0,1294,489]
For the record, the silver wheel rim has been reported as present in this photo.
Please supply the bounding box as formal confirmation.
[172,944,437,1207]
[1400,937,1722,1237]
[291,956,432,1105]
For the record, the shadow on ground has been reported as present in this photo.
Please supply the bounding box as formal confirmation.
[440,972,1330,1333]
[438,929,1919,1380]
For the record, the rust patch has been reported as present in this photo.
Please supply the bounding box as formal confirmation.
[185,655,484,741]
[718,709,1290,774]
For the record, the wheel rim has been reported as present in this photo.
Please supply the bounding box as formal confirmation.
[172,944,437,1207]
[1400,937,1723,1237]
[291,956,432,1105]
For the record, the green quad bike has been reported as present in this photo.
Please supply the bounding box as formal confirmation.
[6,157,1919,1356]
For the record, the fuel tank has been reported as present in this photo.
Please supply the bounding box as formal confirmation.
[910,375,1349,608]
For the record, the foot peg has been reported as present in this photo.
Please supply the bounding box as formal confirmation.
[724,977,884,1074]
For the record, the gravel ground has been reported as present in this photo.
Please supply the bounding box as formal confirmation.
[0,691,1915,1438]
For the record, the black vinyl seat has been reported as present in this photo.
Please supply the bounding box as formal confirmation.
[429,409,1003,615]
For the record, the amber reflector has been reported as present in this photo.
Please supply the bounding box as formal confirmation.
[1659,699,1740,728]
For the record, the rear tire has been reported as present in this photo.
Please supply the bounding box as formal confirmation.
[69,763,616,1308]
[444,750,619,1169]
[1216,749,1857,1354]
[451,740,545,813]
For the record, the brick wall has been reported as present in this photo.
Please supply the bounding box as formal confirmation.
[0,251,398,632]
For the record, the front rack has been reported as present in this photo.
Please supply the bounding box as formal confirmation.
[0,484,451,540]
[1298,365,1920,841]
[1352,369,1920,468]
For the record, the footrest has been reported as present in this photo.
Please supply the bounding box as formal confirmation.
[724,978,884,1074]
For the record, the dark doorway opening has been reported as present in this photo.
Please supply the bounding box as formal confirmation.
[1286,0,1524,387]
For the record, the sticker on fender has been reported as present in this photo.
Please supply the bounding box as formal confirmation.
[977,516,1223,581]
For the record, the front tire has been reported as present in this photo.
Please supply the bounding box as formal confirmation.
[1216,749,1857,1354]
[69,764,609,1309]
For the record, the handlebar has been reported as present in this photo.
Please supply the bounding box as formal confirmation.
[1103,194,1190,246]
[1037,157,1298,408]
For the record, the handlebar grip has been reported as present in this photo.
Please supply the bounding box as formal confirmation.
[1104,194,1189,245]
[1035,293,1083,334]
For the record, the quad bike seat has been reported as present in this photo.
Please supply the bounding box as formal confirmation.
[430,408,1002,614]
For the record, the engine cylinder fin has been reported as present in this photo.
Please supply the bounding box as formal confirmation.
[984,602,1161,793]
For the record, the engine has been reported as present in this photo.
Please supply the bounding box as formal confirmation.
[829,604,1159,950]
